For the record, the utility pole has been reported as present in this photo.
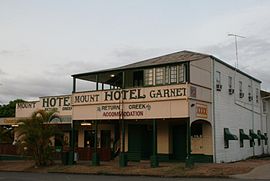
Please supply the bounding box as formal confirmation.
[228,33,246,68]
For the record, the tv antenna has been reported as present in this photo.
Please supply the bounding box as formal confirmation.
[228,33,246,69]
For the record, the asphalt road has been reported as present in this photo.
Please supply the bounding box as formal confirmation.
[0,172,262,181]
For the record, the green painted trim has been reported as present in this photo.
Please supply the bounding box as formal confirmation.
[158,154,170,162]
[191,154,213,163]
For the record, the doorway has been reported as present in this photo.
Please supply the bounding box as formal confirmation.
[172,124,187,160]
[128,124,153,161]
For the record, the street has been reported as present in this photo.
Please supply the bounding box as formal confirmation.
[0,172,260,181]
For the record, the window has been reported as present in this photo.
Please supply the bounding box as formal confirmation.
[144,69,153,86]
[133,70,143,87]
[170,66,177,83]
[228,76,234,94]
[263,101,267,113]
[216,71,221,85]
[256,88,259,103]
[248,85,252,101]
[239,81,244,98]
[155,67,164,85]
[239,81,243,93]
[228,76,233,89]
[191,123,202,138]
[178,64,186,83]
[165,66,170,84]
[216,71,222,91]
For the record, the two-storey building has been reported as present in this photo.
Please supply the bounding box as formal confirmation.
[71,50,268,164]
[14,50,269,165]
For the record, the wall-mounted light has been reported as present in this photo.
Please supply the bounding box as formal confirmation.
[81,121,92,126]
[110,74,115,78]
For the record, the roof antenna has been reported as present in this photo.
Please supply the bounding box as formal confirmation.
[228,33,246,69]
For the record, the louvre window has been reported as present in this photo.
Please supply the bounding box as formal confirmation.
[165,66,170,84]
[144,69,153,86]
[170,66,177,83]
[178,64,186,83]
[155,67,165,85]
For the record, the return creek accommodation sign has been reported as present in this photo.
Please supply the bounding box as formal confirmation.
[72,85,188,119]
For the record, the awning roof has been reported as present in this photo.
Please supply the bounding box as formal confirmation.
[224,128,238,140]
[240,129,252,140]
[249,129,259,139]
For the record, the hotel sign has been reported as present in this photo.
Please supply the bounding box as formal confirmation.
[72,85,187,105]
[16,95,72,118]
[72,85,189,120]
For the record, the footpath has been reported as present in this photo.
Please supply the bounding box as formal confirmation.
[1,157,270,178]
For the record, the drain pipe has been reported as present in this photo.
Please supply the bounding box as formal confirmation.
[212,58,217,163]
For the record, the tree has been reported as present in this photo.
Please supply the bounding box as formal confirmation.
[17,109,61,166]
[0,126,14,143]
[0,99,25,117]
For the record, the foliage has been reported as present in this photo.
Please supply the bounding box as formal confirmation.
[17,109,61,166]
[0,126,14,143]
[0,99,25,117]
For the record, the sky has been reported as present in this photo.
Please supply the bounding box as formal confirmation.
[0,0,270,104]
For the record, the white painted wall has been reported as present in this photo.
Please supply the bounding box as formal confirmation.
[213,60,265,163]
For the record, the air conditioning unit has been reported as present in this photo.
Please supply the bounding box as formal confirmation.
[228,88,234,95]
[239,92,244,98]
[216,84,222,91]
[248,96,253,101]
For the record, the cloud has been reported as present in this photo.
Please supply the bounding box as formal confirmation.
[0,68,6,75]
[110,46,174,66]
[0,50,13,56]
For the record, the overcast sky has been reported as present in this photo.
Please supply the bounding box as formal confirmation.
[0,0,270,104]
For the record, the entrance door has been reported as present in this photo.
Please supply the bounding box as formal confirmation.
[172,125,187,160]
[84,130,95,148]
[101,130,111,148]
[128,124,152,161]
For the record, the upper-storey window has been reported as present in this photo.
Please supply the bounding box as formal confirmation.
[165,66,170,84]
[178,64,186,83]
[256,88,259,103]
[170,66,177,83]
[248,85,252,101]
[263,101,267,113]
[216,71,221,85]
[228,76,233,89]
[239,81,242,93]
[239,81,244,98]
[155,67,164,85]
[144,69,153,86]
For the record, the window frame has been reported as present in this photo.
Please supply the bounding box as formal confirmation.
[178,64,186,83]
[228,76,233,89]
[155,67,165,85]
[144,68,153,86]
[216,71,221,85]
[170,65,177,84]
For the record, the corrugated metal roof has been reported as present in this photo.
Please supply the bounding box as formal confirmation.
[117,50,208,69]
[72,50,261,83]
[72,50,209,77]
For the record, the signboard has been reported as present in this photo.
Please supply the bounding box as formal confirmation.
[196,103,208,119]
[16,95,72,120]
[72,85,189,120]
[72,85,187,105]
[0,118,17,125]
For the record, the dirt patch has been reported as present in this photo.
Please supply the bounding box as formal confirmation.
[0,160,35,172]
[1,158,270,177]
